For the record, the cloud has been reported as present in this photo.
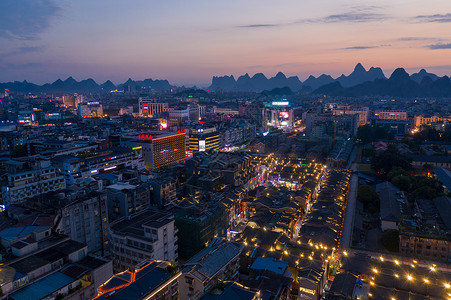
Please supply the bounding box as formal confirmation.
[0,0,61,40]
[427,43,451,50]
[397,37,440,41]
[320,12,384,23]
[0,46,46,63]
[237,7,386,29]
[341,46,378,50]
[237,24,278,28]
[415,13,451,23]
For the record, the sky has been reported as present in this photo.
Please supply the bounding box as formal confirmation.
[1,0,451,86]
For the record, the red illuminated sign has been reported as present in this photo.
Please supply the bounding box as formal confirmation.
[138,134,153,139]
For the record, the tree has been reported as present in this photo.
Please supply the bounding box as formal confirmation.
[371,146,411,176]
[380,229,399,252]
[357,125,389,144]
[357,185,379,213]
[387,167,409,181]
[391,175,411,191]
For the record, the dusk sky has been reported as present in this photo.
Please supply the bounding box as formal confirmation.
[1,0,451,86]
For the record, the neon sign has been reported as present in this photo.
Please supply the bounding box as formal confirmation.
[139,134,152,139]
[271,101,289,106]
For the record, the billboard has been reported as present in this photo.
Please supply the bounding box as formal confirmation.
[199,140,206,152]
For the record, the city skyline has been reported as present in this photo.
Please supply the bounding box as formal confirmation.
[1,0,451,85]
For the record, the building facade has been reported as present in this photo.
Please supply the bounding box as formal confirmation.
[109,210,178,272]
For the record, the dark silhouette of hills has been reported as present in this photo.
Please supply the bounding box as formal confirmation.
[410,69,440,83]
[1,64,448,97]
[314,68,451,97]
[336,63,386,87]
[210,72,302,92]
[261,87,294,97]
[0,77,174,94]
[302,74,335,90]
[209,64,386,91]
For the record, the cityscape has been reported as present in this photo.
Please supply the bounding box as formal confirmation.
[1,1,451,300]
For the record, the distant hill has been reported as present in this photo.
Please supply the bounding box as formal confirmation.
[314,68,451,97]
[208,63,387,92]
[410,69,440,83]
[209,63,448,97]
[336,63,386,87]
[0,77,174,94]
[209,72,302,92]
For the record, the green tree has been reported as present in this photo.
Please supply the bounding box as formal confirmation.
[387,167,409,181]
[357,185,379,213]
[392,175,411,191]
[357,125,389,144]
[380,229,399,252]
[371,146,411,176]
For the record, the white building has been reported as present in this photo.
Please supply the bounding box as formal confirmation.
[2,158,66,207]
[109,210,178,272]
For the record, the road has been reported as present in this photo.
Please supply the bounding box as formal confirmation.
[341,165,358,250]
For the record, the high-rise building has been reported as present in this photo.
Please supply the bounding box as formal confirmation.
[374,109,408,120]
[106,182,152,220]
[2,157,66,207]
[333,107,369,127]
[109,210,178,272]
[62,95,76,107]
[138,97,170,117]
[189,126,219,153]
[78,101,104,118]
[120,131,186,169]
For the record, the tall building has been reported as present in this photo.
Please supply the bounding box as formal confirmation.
[78,101,104,118]
[304,113,358,138]
[169,107,190,124]
[106,182,152,220]
[62,95,76,107]
[138,97,170,117]
[109,210,178,272]
[374,109,408,120]
[52,148,143,185]
[54,191,110,255]
[189,126,219,153]
[2,157,66,207]
[239,101,266,128]
[413,115,451,128]
[120,131,186,169]
[333,107,369,127]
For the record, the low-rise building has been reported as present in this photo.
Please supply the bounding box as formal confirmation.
[376,182,404,231]
[179,240,242,300]
[399,196,451,262]
[0,238,113,299]
[94,260,180,300]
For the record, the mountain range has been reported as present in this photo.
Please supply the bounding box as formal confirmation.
[208,63,449,96]
[314,68,451,97]
[0,77,173,94]
[1,63,450,97]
